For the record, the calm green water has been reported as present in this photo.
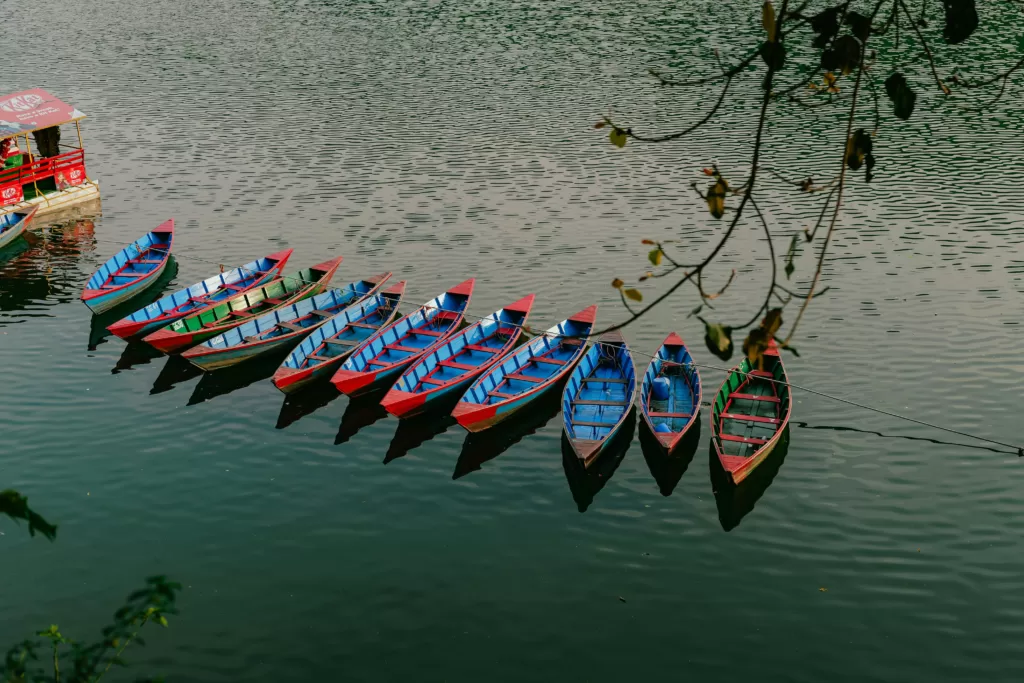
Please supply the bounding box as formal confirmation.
[4,1,1024,681]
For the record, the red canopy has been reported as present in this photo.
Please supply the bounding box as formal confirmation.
[0,89,85,139]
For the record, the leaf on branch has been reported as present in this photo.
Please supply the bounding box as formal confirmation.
[821,35,861,75]
[762,2,777,42]
[943,0,978,45]
[609,128,628,148]
[701,168,715,176]
[623,288,643,302]
[809,7,841,49]
[742,309,783,369]
[763,308,783,338]
[760,41,786,71]
[648,248,663,266]
[641,239,655,245]
[845,11,871,42]
[699,317,734,361]
[689,304,703,318]
[611,278,624,289]
[594,121,607,129]
[845,128,873,171]
[784,233,799,279]
[707,178,727,219]
[885,73,917,120]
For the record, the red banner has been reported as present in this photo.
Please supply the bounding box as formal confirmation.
[0,182,24,206]
[56,164,86,190]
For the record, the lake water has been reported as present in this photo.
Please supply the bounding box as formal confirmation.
[3,1,1024,681]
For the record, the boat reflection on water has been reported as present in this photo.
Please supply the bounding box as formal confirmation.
[384,412,457,464]
[709,426,790,532]
[562,408,636,513]
[276,384,343,430]
[335,388,390,446]
[112,340,164,374]
[87,258,178,350]
[1,218,96,314]
[639,418,701,497]
[151,355,203,395]
[186,350,286,406]
[452,387,562,480]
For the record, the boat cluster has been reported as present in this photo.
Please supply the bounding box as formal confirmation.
[81,220,792,482]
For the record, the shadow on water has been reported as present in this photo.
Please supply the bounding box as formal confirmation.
[87,258,179,351]
[709,427,790,532]
[562,408,636,513]
[639,416,701,497]
[793,420,1019,456]
[335,389,390,446]
[384,412,457,464]
[112,341,165,374]
[276,384,343,430]
[452,388,563,480]
[187,351,287,406]
[151,355,203,395]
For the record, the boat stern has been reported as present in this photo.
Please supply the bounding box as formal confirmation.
[380,389,428,419]
[331,368,378,396]
[452,401,499,433]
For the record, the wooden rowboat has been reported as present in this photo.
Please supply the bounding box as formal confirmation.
[0,206,38,250]
[330,279,475,397]
[381,294,535,419]
[561,330,636,468]
[81,219,174,314]
[451,305,596,433]
[639,332,702,455]
[143,256,342,353]
[107,249,293,339]
[182,272,392,371]
[272,281,407,394]
[710,339,793,485]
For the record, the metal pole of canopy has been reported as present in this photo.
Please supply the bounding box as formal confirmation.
[75,120,86,176]
[22,132,43,207]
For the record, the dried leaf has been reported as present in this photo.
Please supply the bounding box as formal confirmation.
[762,308,784,337]
[609,128,628,148]
[623,288,643,302]
[594,121,607,129]
[611,278,624,289]
[706,179,727,219]
[762,2,777,42]
[641,239,656,245]
[648,248,663,266]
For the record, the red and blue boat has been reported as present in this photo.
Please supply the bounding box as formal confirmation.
[143,256,342,353]
[80,219,174,314]
[561,331,636,467]
[182,272,392,371]
[380,294,535,418]
[272,280,407,394]
[330,279,475,397]
[639,332,702,455]
[0,206,38,250]
[107,249,293,339]
[710,339,792,484]
[451,305,596,433]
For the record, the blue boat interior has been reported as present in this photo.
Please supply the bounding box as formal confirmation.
[640,341,701,435]
[342,289,471,374]
[125,255,279,323]
[563,338,636,442]
[86,230,172,291]
[285,289,404,369]
[199,278,380,351]
[0,211,27,235]
[394,306,526,394]
[462,317,592,406]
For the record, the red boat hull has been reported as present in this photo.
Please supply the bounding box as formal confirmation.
[144,327,202,354]
[380,389,429,418]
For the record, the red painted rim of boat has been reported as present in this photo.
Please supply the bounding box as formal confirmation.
[446,278,475,296]
[568,304,597,325]
[82,219,174,302]
[382,294,536,413]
